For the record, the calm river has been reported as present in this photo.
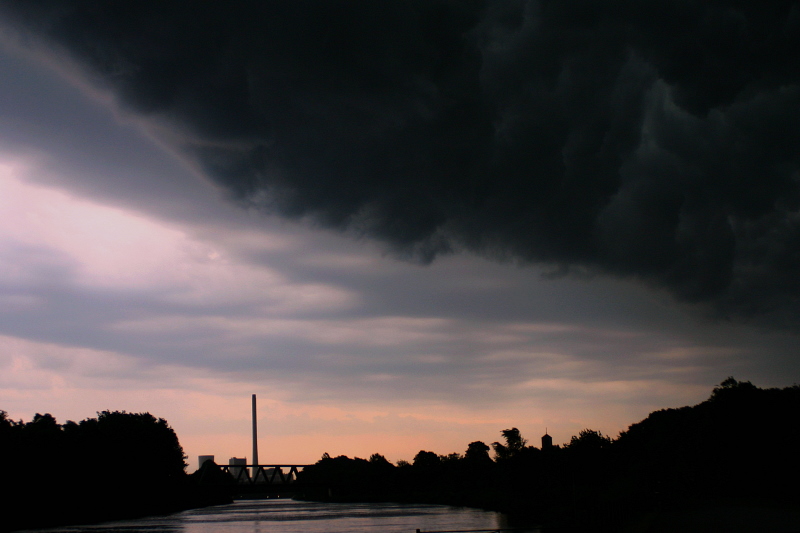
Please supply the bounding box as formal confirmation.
[24,499,541,533]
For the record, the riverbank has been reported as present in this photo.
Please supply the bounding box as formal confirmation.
[1,410,233,533]
[297,490,800,533]
[296,380,800,532]
[2,478,232,533]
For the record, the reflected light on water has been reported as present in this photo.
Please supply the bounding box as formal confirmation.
[25,499,540,533]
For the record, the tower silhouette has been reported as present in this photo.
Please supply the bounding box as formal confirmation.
[541,430,553,450]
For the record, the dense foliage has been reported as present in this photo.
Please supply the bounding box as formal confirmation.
[0,410,227,532]
[299,379,800,530]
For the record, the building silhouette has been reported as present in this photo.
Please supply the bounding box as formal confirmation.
[229,457,247,480]
[541,431,553,450]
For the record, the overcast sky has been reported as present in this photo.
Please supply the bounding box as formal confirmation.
[1,1,799,470]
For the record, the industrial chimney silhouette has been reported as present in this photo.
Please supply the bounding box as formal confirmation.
[252,393,259,478]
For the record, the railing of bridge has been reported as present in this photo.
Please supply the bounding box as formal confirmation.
[218,464,310,485]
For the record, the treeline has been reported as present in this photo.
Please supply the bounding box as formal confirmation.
[299,378,800,530]
[0,410,229,532]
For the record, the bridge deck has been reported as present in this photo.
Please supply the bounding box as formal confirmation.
[212,464,310,485]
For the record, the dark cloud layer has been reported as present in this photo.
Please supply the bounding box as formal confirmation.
[3,0,800,325]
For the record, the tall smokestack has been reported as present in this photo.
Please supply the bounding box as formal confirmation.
[252,394,259,479]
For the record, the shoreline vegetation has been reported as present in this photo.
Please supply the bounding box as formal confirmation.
[2,378,799,532]
[295,378,800,532]
[0,410,231,533]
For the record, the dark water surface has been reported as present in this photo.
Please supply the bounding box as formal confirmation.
[24,499,540,533]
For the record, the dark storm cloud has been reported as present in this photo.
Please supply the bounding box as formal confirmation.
[4,0,800,325]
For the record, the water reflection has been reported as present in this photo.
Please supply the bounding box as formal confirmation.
[25,499,539,533]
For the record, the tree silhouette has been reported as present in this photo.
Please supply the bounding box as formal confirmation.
[492,427,528,460]
[296,378,800,531]
[0,409,221,532]
[413,450,441,469]
[464,441,492,464]
[566,429,612,453]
